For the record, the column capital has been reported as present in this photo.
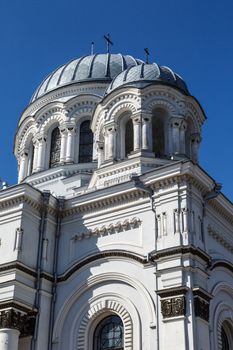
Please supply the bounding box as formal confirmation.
[104,122,117,133]
[0,308,36,336]
[191,132,201,143]
[131,113,142,123]
[170,116,183,128]
[34,133,47,143]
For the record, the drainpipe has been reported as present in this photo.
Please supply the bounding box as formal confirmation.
[201,182,222,249]
[130,174,159,349]
[48,197,64,350]
[31,190,51,350]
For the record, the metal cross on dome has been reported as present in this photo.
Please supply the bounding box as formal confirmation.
[104,34,113,53]
[144,48,150,64]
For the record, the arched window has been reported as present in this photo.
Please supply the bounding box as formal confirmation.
[49,127,61,167]
[93,315,124,350]
[221,327,230,350]
[152,117,165,157]
[79,120,93,163]
[28,143,35,175]
[125,119,133,157]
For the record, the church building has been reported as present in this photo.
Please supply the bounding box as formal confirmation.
[0,52,233,350]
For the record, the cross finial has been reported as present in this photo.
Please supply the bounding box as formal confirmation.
[104,34,113,53]
[91,41,94,55]
[144,48,150,64]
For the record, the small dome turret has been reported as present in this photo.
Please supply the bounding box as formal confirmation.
[106,63,189,95]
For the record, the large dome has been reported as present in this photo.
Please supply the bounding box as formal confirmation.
[31,53,143,102]
[106,63,189,95]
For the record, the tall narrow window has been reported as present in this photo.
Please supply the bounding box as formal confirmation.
[152,117,164,157]
[221,327,230,350]
[79,120,93,163]
[50,127,61,167]
[94,315,124,350]
[28,143,34,175]
[125,119,133,157]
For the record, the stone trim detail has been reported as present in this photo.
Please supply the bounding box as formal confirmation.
[210,260,233,274]
[150,245,211,265]
[71,217,141,241]
[161,297,186,318]
[0,309,36,336]
[58,250,147,282]
[77,299,133,350]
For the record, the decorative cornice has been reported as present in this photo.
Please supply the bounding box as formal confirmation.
[72,217,141,241]
[208,225,233,252]
[150,245,211,265]
[192,287,213,302]
[0,261,54,283]
[157,286,189,298]
[63,188,149,217]
[58,250,147,282]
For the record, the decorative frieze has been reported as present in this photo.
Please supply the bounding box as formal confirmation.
[194,297,209,321]
[161,297,186,318]
[71,217,141,241]
[158,286,188,319]
[193,288,212,322]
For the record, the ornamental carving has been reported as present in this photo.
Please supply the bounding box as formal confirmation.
[194,297,209,321]
[161,297,186,318]
[0,309,36,335]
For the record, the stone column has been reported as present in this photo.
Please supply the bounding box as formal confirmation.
[170,117,182,155]
[105,124,117,161]
[36,135,47,172]
[65,127,76,163]
[191,133,201,163]
[0,309,33,350]
[0,329,20,350]
[18,151,28,183]
[180,120,187,154]
[132,114,142,151]
[142,113,152,151]
[59,128,67,163]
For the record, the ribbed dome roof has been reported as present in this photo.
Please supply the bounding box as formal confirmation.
[106,63,189,95]
[31,54,143,102]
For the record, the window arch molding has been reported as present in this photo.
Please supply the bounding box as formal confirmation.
[215,307,233,350]
[210,283,233,350]
[77,297,133,350]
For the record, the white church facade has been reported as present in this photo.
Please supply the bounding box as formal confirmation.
[0,53,233,350]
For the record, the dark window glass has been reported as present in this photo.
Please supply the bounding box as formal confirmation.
[50,127,61,167]
[94,315,124,350]
[152,117,164,157]
[29,144,34,175]
[125,119,133,157]
[221,328,230,350]
[79,120,93,163]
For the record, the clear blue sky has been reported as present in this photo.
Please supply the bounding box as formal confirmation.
[0,0,233,201]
